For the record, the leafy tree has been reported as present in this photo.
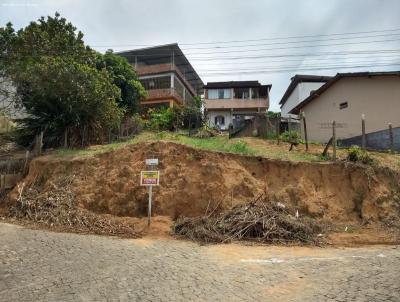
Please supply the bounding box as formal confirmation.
[96,50,146,114]
[8,12,95,69]
[15,57,123,145]
[266,111,281,119]
[0,23,18,111]
[0,13,146,146]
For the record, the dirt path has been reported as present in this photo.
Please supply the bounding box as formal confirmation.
[1,223,399,302]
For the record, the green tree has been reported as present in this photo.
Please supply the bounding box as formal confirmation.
[15,57,123,145]
[266,111,281,119]
[96,50,146,114]
[0,13,132,146]
[0,23,18,109]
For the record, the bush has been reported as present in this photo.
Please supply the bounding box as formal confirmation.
[346,146,373,164]
[147,107,178,131]
[229,140,253,154]
[280,131,300,143]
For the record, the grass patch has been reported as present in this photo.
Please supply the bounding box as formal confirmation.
[53,131,400,169]
[55,131,256,157]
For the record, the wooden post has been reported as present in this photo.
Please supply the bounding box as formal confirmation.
[332,121,337,161]
[38,131,43,155]
[64,128,68,148]
[0,174,5,190]
[389,123,394,153]
[361,114,366,150]
[276,119,281,144]
[302,112,309,152]
[288,117,291,132]
[23,151,30,173]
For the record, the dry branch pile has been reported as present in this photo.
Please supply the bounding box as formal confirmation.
[173,195,324,244]
[6,177,139,238]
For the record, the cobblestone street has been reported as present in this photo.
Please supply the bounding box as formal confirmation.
[1,223,399,302]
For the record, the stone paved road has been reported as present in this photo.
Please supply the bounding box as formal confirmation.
[1,223,399,302]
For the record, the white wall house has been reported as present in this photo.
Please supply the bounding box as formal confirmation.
[280,75,332,119]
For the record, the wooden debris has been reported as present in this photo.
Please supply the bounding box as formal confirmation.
[173,195,324,245]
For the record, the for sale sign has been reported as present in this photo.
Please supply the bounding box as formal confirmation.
[140,171,160,186]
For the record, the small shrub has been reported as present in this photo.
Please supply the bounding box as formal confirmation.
[346,146,373,164]
[229,140,253,154]
[147,108,177,131]
[280,131,300,143]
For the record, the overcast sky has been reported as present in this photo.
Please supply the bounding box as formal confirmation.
[1,0,400,111]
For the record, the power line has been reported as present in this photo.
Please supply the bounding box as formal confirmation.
[195,59,400,72]
[197,63,400,76]
[183,37,400,56]
[91,27,400,48]
[94,32,400,51]
[187,49,400,61]
[191,54,400,66]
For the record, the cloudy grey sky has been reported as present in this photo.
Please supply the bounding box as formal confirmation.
[1,0,400,111]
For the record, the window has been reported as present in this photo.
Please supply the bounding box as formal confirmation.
[140,76,171,90]
[208,89,231,99]
[251,88,259,99]
[215,115,225,126]
[339,102,348,110]
[174,76,184,98]
[234,88,250,99]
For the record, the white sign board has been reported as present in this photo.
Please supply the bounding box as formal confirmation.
[145,158,159,165]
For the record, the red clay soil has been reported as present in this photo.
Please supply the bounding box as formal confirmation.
[6,141,400,243]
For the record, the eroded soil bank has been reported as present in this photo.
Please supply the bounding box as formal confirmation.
[5,141,400,243]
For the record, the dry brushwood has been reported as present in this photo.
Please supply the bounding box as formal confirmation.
[173,195,324,245]
[7,177,138,238]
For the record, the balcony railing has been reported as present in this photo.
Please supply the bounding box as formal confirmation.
[144,88,196,106]
[204,98,269,110]
[135,63,196,96]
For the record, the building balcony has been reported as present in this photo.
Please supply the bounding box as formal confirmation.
[135,63,196,96]
[204,98,269,110]
[143,88,189,106]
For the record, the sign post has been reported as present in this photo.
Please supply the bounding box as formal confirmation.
[140,159,159,226]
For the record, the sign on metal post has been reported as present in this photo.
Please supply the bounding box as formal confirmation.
[145,158,159,166]
[141,159,159,226]
[140,171,160,186]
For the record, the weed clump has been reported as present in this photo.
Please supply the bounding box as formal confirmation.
[280,131,301,143]
[346,146,373,164]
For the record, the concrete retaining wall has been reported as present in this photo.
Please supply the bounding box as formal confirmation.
[338,127,400,151]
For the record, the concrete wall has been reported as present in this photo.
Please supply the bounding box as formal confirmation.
[301,75,400,143]
[206,110,233,130]
[338,127,400,151]
[281,82,326,118]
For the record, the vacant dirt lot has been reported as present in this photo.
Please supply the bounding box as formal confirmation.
[4,140,399,244]
[1,223,399,302]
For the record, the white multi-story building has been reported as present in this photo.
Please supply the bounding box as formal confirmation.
[280,75,332,119]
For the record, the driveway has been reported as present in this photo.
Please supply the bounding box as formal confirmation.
[0,223,399,301]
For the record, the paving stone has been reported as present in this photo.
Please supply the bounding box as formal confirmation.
[0,223,399,302]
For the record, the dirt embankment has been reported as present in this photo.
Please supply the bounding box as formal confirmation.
[7,141,399,231]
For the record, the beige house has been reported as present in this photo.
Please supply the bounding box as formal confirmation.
[290,71,400,144]
[204,81,271,130]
